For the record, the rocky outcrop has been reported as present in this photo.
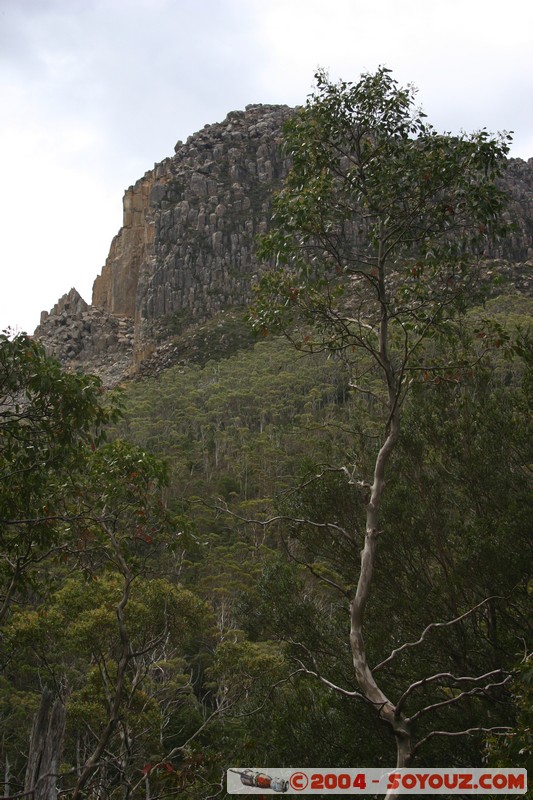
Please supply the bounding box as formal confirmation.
[36,104,294,382]
[496,158,533,261]
[131,104,293,361]
[35,104,533,384]
[34,288,134,385]
[91,104,293,357]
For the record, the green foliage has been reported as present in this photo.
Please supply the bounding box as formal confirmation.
[109,288,531,774]
[487,652,533,785]
[5,572,211,770]
[2,306,531,794]
[252,67,512,393]
[114,337,350,504]
[156,307,256,364]
[237,357,532,767]
[0,333,122,621]
[0,337,219,797]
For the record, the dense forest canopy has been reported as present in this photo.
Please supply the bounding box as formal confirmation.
[1,68,532,800]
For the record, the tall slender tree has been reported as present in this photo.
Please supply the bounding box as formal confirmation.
[252,67,515,785]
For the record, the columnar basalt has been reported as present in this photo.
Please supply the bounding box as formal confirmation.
[132,104,293,356]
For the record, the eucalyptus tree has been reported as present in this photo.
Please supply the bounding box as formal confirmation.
[252,67,515,781]
[0,332,119,623]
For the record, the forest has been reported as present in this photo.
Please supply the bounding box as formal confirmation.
[1,69,532,799]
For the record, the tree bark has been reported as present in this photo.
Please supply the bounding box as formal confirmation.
[348,286,415,790]
[24,689,66,800]
[4,751,10,799]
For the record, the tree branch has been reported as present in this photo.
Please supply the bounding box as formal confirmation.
[396,669,507,716]
[407,675,511,723]
[411,726,513,759]
[374,596,504,672]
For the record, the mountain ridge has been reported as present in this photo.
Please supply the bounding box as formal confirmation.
[34,104,533,384]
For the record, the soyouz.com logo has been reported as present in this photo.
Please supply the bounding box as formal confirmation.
[227,768,527,794]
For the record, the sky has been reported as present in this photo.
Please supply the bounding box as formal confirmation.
[1,0,532,334]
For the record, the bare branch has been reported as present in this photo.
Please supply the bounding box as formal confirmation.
[287,639,367,703]
[127,696,241,795]
[374,596,504,672]
[70,525,134,800]
[293,657,365,701]
[407,674,512,724]
[0,769,75,800]
[214,502,351,541]
[396,669,507,715]
[348,380,389,408]
[411,726,513,759]
[279,531,351,598]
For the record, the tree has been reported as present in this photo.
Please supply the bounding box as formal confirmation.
[0,337,218,799]
[0,332,119,622]
[252,67,516,784]
[7,566,211,799]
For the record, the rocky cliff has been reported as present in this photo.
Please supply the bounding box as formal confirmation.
[35,104,533,384]
[35,104,293,382]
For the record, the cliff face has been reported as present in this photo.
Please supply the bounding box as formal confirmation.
[92,171,156,318]
[140,105,291,327]
[91,103,292,362]
[35,104,533,383]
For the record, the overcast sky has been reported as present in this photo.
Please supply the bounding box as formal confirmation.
[1,0,532,334]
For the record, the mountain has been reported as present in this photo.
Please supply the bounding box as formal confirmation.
[34,104,533,384]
